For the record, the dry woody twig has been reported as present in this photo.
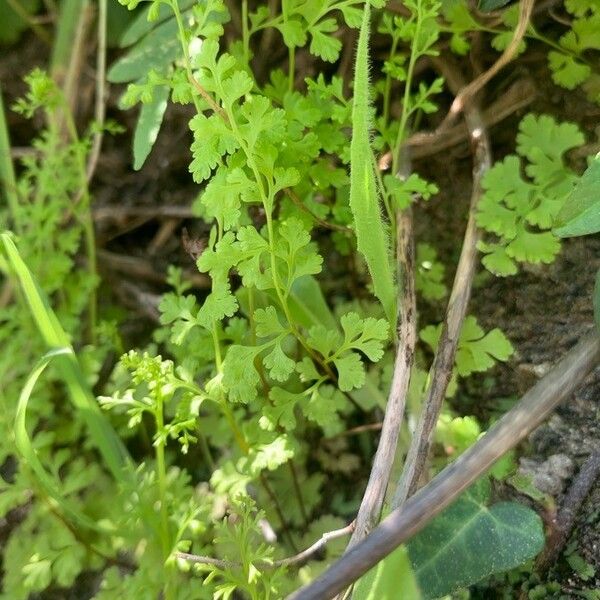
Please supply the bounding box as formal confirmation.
[288,331,600,600]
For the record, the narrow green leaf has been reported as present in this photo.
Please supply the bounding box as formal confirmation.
[0,83,19,227]
[353,545,422,600]
[119,0,195,48]
[107,17,181,83]
[286,275,339,331]
[50,0,83,77]
[133,84,169,170]
[478,0,512,12]
[1,233,132,483]
[15,349,111,533]
[554,154,600,237]
[349,4,396,326]
[407,480,545,597]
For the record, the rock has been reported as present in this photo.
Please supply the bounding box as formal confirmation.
[518,453,574,496]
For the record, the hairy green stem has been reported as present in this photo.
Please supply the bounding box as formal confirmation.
[209,323,250,453]
[218,97,336,378]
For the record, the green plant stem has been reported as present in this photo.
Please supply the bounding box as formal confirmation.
[170,0,203,115]
[154,394,176,600]
[382,36,400,126]
[529,28,583,58]
[216,99,335,379]
[198,429,215,471]
[373,150,394,236]
[248,287,257,345]
[391,0,423,176]
[263,210,338,380]
[209,322,249,453]
[242,0,250,64]
[288,461,309,527]
[202,55,346,467]
[260,473,298,552]
[288,47,296,92]
[212,324,223,368]
[222,398,250,453]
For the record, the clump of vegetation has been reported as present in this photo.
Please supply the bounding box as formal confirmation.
[1,0,600,599]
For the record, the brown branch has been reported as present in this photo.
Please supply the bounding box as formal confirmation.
[188,74,229,122]
[347,166,417,547]
[287,330,600,600]
[177,521,355,570]
[86,0,107,183]
[536,449,600,573]
[110,280,161,322]
[408,0,534,147]
[378,77,536,168]
[97,248,210,288]
[93,204,195,221]
[410,78,536,158]
[284,189,352,233]
[392,58,492,508]
[325,422,383,440]
[447,0,534,114]
[61,3,94,118]
[276,522,354,567]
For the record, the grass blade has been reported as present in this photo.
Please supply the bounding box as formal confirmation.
[349,4,396,326]
[16,349,112,533]
[0,83,19,229]
[133,84,169,170]
[1,232,132,482]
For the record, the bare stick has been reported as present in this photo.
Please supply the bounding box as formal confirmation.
[392,60,491,508]
[408,0,534,147]
[444,0,534,119]
[62,4,93,119]
[287,330,600,600]
[93,205,195,220]
[409,78,536,158]
[536,449,600,573]
[177,522,355,570]
[97,249,210,288]
[188,74,229,122]
[86,0,107,183]
[325,422,383,440]
[347,195,417,546]
[284,189,352,233]
[377,78,536,169]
